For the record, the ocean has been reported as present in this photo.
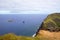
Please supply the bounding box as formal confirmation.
[0,14,48,36]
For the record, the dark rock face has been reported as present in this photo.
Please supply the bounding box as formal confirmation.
[36,13,60,35]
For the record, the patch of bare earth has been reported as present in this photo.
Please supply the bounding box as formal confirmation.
[37,30,60,40]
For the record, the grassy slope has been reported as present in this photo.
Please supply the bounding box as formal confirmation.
[41,13,60,31]
[36,30,60,40]
[0,33,55,40]
[44,13,60,27]
[0,33,40,40]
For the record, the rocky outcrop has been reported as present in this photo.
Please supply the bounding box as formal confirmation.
[36,13,60,39]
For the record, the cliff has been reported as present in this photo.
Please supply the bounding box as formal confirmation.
[36,13,60,40]
[37,13,60,32]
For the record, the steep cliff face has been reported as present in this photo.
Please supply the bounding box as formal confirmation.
[36,13,60,39]
[38,13,60,32]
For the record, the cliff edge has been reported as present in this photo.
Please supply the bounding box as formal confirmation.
[36,13,60,40]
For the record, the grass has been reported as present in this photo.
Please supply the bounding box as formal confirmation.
[0,33,40,40]
[0,33,60,40]
[42,13,60,31]
[36,30,60,40]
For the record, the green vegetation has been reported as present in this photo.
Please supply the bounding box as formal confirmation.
[40,13,60,32]
[0,33,40,40]
[0,33,56,40]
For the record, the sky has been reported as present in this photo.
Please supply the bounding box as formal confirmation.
[0,0,60,14]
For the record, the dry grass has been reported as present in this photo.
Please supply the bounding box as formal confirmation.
[37,30,60,40]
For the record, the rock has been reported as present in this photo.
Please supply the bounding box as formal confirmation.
[8,19,13,22]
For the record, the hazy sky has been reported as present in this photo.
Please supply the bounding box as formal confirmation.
[0,0,60,14]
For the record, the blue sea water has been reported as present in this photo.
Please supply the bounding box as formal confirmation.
[0,14,48,36]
